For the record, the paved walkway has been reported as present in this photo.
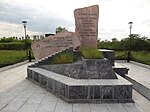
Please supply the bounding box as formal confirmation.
[0,63,150,112]
[116,62,150,89]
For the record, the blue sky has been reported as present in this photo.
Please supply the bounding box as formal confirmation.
[0,0,150,40]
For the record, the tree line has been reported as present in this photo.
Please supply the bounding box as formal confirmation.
[1,34,150,51]
[98,34,150,51]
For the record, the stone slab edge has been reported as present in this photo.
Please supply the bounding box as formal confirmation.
[0,60,29,72]
[125,75,150,100]
[130,61,150,70]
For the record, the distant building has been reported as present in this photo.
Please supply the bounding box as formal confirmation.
[45,33,55,37]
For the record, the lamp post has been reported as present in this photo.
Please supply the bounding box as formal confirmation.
[22,20,27,39]
[22,20,31,62]
[128,22,133,36]
[127,22,133,62]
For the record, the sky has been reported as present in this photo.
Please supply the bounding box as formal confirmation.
[0,0,150,41]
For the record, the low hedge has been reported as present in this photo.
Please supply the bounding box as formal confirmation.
[0,42,30,50]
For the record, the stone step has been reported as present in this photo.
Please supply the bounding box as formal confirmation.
[125,75,150,100]
[27,67,134,103]
[115,62,150,101]
[30,47,73,67]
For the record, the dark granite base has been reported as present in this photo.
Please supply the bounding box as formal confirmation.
[99,49,115,66]
[27,67,134,103]
[39,59,117,79]
[113,67,129,77]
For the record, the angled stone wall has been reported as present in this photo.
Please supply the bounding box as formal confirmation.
[39,59,117,79]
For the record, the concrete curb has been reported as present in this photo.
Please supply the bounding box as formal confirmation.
[0,60,29,73]
[130,61,150,70]
[115,60,150,69]
[125,75,150,101]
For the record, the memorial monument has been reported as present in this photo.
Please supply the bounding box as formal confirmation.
[31,31,80,60]
[27,5,133,103]
[74,5,99,48]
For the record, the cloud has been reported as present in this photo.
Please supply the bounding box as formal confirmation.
[0,0,73,36]
[0,0,150,40]
[0,21,40,37]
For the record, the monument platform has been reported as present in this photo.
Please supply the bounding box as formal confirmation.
[27,67,133,103]
[1,62,150,112]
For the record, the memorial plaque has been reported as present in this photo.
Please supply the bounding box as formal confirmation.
[32,31,80,60]
[74,5,99,48]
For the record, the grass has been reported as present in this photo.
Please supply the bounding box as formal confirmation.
[131,51,150,65]
[115,51,128,60]
[80,47,103,59]
[51,53,74,64]
[0,50,27,68]
[115,51,150,65]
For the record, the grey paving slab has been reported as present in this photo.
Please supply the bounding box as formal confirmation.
[90,104,109,112]
[17,103,39,112]
[41,97,57,108]
[26,93,46,104]
[17,89,35,98]
[36,104,55,112]
[123,103,141,112]
[44,93,58,99]
[34,88,48,94]
[1,102,24,112]
[132,90,149,112]
[106,104,127,112]
[0,94,15,104]
[0,103,6,111]
[73,104,90,112]
[54,102,72,112]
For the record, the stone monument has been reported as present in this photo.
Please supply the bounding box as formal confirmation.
[74,5,99,48]
[27,5,133,103]
[32,31,80,60]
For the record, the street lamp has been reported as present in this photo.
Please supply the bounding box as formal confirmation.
[127,22,133,63]
[22,20,27,39]
[22,20,31,62]
[128,22,133,36]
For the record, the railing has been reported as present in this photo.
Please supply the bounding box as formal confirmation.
[115,51,150,65]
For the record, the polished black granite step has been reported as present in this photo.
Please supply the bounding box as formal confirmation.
[27,67,134,103]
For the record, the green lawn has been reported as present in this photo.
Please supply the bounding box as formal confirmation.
[115,51,150,65]
[0,50,149,68]
[0,50,27,68]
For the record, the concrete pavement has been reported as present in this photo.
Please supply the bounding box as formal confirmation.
[116,62,150,100]
[0,62,150,112]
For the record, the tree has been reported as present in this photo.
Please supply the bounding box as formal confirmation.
[55,26,67,33]
[111,38,118,42]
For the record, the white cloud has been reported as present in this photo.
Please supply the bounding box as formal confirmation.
[0,21,41,37]
[0,0,150,40]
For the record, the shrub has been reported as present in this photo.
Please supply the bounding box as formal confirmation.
[0,40,32,50]
[0,42,26,50]
[51,53,74,64]
[80,47,103,59]
[115,51,128,60]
